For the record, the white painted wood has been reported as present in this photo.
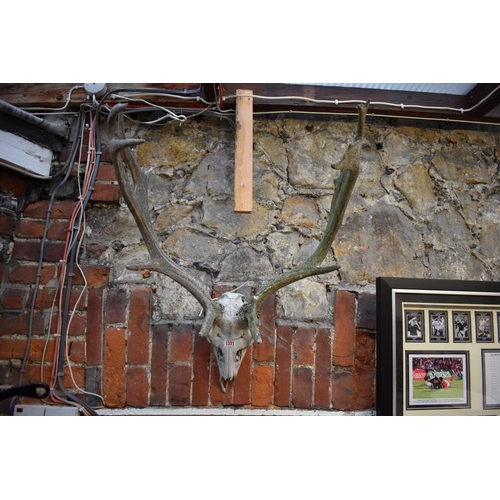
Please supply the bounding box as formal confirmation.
[0,129,52,177]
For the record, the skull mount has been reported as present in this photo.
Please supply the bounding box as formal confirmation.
[206,292,254,393]
[107,100,369,396]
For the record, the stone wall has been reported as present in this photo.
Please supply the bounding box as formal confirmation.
[1,113,499,414]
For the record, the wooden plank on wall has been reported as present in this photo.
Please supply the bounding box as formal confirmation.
[234,89,253,213]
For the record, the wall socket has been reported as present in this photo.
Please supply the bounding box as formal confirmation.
[14,405,80,416]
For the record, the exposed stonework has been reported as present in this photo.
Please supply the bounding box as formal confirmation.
[87,116,500,323]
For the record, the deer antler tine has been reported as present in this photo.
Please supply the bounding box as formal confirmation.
[240,101,370,342]
[107,103,220,329]
[110,138,145,153]
[109,102,129,120]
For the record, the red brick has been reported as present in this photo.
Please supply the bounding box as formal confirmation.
[314,328,332,409]
[0,167,27,196]
[251,364,274,407]
[59,145,111,163]
[233,344,252,405]
[151,324,168,406]
[11,241,41,261]
[14,219,45,238]
[0,338,27,359]
[58,288,87,311]
[357,292,376,331]
[353,331,375,410]
[86,244,107,260]
[68,314,87,337]
[24,364,52,386]
[72,265,109,287]
[128,287,151,365]
[274,326,292,407]
[62,365,85,389]
[333,290,356,367]
[87,288,103,365]
[253,293,275,362]
[103,327,126,407]
[292,366,313,409]
[0,312,46,336]
[89,183,120,203]
[30,288,56,309]
[96,163,117,182]
[47,219,70,240]
[293,327,315,365]
[1,287,27,309]
[332,370,353,410]
[50,313,85,337]
[212,284,234,298]
[0,213,16,236]
[9,264,56,285]
[69,340,86,363]
[127,366,149,407]
[105,288,126,324]
[24,200,76,219]
[169,364,191,406]
[192,328,210,406]
[12,241,65,262]
[0,338,55,362]
[169,323,193,363]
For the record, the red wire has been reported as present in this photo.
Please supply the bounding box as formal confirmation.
[48,113,97,406]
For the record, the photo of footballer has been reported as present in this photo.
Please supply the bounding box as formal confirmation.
[429,311,448,342]
[475,312,493,342]
[407,352,469,409]
[405,311,424,342]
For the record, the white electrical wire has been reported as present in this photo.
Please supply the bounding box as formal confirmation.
[22,85,85,113]
[112,94,190,122]
[224,84,500,115]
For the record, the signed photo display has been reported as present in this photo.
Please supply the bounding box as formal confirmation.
[377,278,500,416]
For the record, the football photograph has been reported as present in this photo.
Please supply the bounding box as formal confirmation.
[407,353,468,408]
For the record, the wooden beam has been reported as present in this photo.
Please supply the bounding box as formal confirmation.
[234,89,253,213]
[1,83,499,125]
[0,83,203,108]
[466,84,500,116]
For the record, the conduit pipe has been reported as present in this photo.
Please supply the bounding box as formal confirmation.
[0,99,69,138]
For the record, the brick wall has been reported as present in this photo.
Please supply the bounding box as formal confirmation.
[0,163,376,413]
[0,145,377,414]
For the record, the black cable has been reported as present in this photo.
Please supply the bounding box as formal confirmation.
[8,109,85,415]
[52,108,104,416]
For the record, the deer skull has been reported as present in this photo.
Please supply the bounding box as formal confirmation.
[107,99,369,394]
[207,292,254,392]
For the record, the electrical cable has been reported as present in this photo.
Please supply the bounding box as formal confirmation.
[46,110,101,415]
[223,85,500,115]
[8,109,85,414]
[7,82,500,414]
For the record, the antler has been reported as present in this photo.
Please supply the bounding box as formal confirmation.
[240,100,370,343]
[107,104,222,336]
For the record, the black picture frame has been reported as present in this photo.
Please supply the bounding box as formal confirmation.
[475,312,493,342]
[376,277,500,416]
[452,311,471,342]
[405,310,424,342]
[406,351,469,410]
[429,310,448,343]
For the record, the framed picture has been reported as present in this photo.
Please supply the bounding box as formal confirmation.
[482,349,500,409]
[475,312,493,342]
[405,310,424,342]
[429,311,448,342]
[452,311,471,342]
[376,277,500,416]
[407,352,469,409]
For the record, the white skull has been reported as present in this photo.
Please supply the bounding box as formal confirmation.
[207,292,254,392]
